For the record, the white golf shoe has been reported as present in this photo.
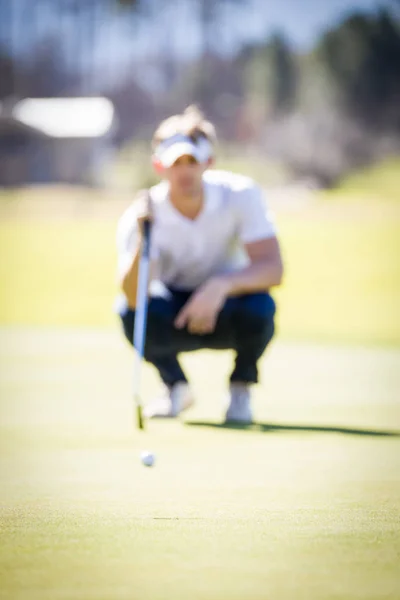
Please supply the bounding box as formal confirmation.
[143,382,195,418]
[224,382,253,424]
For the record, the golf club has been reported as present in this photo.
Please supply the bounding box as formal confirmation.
[132,202,152,430]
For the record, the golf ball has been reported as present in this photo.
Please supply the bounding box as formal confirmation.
[140,450,155,467]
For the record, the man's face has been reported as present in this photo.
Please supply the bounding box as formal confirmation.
[162,155,209,195]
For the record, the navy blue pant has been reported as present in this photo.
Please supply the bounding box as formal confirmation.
[119,287,276,387]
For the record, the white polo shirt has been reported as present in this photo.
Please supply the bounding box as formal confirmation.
[115,169,277,308]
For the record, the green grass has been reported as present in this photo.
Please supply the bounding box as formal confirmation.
[275,214,400,346]
[329,156,400,202]
[0,221,117,327]
[1,198,399,345]
[0,329,399,599]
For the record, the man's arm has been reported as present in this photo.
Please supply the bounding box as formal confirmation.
[117,195,157,310]
[174,236,283,333]
[220,181,283,294]
[120,237,143,309]
[220,235,283,296]
[119,228,159,310]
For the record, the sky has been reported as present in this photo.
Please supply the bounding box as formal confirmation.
[1,0,397,92]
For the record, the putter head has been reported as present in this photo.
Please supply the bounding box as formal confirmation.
[136,404,144,430]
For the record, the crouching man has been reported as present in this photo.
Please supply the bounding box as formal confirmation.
[116,105,283,424]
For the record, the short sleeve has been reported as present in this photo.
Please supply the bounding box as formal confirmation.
[237,184,277,244]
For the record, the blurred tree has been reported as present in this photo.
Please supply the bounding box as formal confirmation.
[114,0,151,17]
[366,9,400,131]
[116,0,140,6]
[114,0,249,54]
[60,0,100,94]
[240,32,298,143]
[108,76,156,143]
[6,0,20,95]
[0,50,15,99]
[276,8,400,184]
[193,0,248,107]
[267,33,298,114]
[0,0,13,98]
[315,10,400,131]
[113,0,249,106]
[24,36,74,97]
[165,54,242,137]
[0,0,11,59]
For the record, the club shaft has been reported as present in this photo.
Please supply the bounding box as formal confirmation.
[133,253,150,406]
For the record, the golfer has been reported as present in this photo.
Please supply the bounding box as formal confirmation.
[116,105,283,423]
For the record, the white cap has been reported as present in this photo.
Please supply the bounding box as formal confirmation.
[154,133,213,167]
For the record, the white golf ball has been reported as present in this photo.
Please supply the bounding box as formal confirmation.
[140,450,155,467]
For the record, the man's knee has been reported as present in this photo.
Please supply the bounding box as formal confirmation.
[239,292,276,317]
[234,293,276,340]
[119,296,175,347]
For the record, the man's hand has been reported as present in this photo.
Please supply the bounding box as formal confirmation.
[135,190,153,237]
[174,277,231,334]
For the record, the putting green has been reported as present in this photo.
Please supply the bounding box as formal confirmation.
[1,328,399,600]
